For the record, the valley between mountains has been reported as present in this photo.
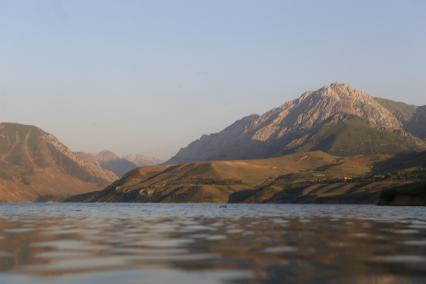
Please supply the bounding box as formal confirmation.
[1,83,425,204]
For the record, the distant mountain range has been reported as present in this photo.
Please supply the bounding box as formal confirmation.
[0,123,116,202]
[124,154,163,167]
[1,82,425,204]
[169,83,426,163]
[76,151,162,177]
[68,83,426,205]
[0,122,163,202]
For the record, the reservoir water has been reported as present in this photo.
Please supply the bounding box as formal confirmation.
[0,204,425,284]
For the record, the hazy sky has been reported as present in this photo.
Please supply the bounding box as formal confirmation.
[1,0,425,159]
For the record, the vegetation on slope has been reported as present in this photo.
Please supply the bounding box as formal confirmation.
[296,116,423,156]
[69,151,413,204]
[374,97,417,123]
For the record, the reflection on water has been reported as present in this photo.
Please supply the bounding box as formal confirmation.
[0,204,425,284]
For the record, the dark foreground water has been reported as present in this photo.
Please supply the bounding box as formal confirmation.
[0,204,425,284]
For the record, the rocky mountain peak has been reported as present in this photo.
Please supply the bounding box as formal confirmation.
[314,82,372,102]
[249,83,402,142]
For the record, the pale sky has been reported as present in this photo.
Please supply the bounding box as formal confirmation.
[1,0,425,159]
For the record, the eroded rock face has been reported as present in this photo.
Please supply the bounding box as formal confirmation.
[169,83,424,163]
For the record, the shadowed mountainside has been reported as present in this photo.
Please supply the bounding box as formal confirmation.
[0,123,117,202]
[407,106,426,139]
[378,182,426,206]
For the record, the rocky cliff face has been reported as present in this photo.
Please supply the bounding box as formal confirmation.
[169,83,426,163]
[0,123,117,202]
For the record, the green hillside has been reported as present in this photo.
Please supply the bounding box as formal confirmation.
[296,116,423,156]
[374,97,417,122]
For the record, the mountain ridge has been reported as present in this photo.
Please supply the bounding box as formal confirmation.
[169,83,426,163]
[76,150,163,177]
[0,122,117,202]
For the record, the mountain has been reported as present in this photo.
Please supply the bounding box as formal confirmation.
[94,151,138,177]
[124,154,163,167]
[0,122,117,202]
[76,151,136,177]
[407,106,426,139]
[169,83,426,163]
[76,151,162,177]
[374,98,426,141]
[94,150,121,164]
[67,151,425,204]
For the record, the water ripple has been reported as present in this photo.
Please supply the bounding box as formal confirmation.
[0,204,424,283]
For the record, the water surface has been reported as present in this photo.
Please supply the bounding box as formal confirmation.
[0,204,425,283]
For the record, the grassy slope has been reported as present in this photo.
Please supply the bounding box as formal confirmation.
[296,116,423,156]
[374,97,417,123]
[70,151,412,204]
